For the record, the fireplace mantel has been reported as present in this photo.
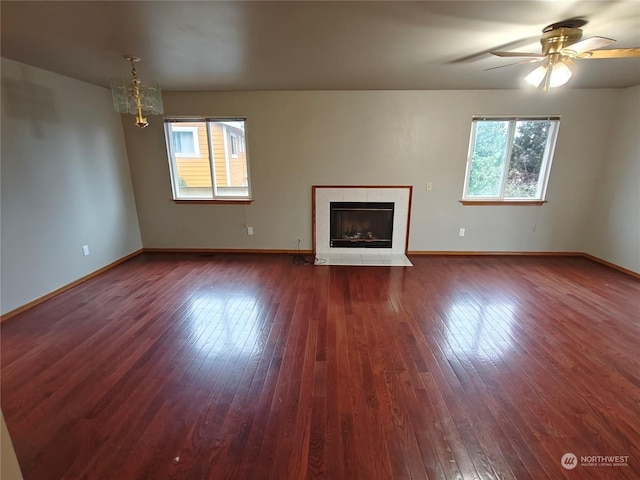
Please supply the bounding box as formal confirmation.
[312,186,413,266]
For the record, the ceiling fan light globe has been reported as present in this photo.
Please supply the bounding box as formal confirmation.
[549,61,573,88]
[524,65,547,87]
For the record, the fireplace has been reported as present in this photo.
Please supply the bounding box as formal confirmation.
[330,202,394,248]
[313,186,412,266]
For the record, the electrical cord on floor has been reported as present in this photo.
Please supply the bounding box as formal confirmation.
[292,239,326,265]
[292,238,312,265]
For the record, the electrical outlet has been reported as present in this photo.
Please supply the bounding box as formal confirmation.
[247,226,254,235]
[82,245,90,256]
[459,228,465,237]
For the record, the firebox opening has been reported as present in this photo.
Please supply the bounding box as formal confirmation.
[330,202,394,248]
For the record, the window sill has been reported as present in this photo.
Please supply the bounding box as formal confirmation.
[459,200,547,206]
[173,199,253,205]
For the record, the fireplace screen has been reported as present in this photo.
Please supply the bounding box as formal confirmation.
[330,202,394,248]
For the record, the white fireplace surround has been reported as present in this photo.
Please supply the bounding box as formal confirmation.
[313,186,412,266]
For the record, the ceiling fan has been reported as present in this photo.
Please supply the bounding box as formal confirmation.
[489,19,640,91]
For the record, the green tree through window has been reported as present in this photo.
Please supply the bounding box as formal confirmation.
[506,121,550,197]
[468,121,509,197]
[463,117,559,201]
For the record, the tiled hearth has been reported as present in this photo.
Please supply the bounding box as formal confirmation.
[313,186,413,266]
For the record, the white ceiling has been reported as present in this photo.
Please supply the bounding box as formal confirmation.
[2,1,639,91]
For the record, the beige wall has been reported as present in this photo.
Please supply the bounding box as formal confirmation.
[0,58,143,315]
[124,89,622,256]
[1,411,23,480]
[584,85,640,273]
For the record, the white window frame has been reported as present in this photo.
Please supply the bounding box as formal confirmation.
[462,116,560,203]
[230,132,239,158]
[164,117,252,201]
[171,126,200,158]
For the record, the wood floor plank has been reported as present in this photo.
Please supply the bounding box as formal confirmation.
[2,253,639,479]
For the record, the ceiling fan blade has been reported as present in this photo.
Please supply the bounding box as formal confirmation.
[485,58,545,71]
[577,48,640,59]
[561,36,616,55]
[490,51,545,58]
[449,36,540,63]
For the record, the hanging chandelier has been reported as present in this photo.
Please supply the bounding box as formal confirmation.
[111,55,163,128]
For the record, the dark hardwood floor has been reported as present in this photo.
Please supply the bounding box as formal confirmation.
[2,253,639,480]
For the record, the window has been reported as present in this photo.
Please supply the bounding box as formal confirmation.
[229,132,238,158]
[171,126,200,157]
[462,116,560,203]
[164,118,251,200]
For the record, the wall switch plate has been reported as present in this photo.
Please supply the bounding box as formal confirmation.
[82,245,90,256]
[247,226,254,235]
[426,182,432,191]
[459,228,465,237]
